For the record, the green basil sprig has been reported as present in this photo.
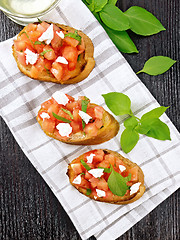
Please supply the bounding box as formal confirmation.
[81,97,90,129]
[52,112,71,123]
[61,108,74,119]
[80,159,91,171]
[86,188,92,195]
[137,56,176,75]
[107,166,131,196]
[64,30,82,43]
[40,49,52,56]
[102,92,171,153]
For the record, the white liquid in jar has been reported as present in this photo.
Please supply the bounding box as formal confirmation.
[5,0,56,15]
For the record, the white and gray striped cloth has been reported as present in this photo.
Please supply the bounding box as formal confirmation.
[0,0,179,239]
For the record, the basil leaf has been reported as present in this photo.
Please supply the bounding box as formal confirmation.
[103,25,138,53]
[64,30,81,43]
[102,92,132,115]
[124,116,138,130]
[98,167,111,173]
[34,41,43,45]
[107,166,130,196]
[120,129,139,153]
[80,172,85,175]
[141,106,169,121]
[52,112,71,123]
[80,159,91,171]
[81,97,89,129]
[137,56,176,75]
[108,0,117,5]
[124,6,165,36]
[144,118,171,140]
[61,108,73,119]
[86,188,92,195]
[19,31,34,45]
[40,49,52,56]
[124,173,131,182]
[100,4,129,31]
[94,0,108,12]
[37,18,42,23]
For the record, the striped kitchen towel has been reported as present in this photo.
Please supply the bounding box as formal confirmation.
[0,0,179,239]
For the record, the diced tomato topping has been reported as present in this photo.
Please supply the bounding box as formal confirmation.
[28,31,41,42]
[71,163,82,175]
[66,94,75,102]
[16,51,26,66]
[51,31,62,51]
[84,171,92,180]
[26,23,37,32]
[50,62,63,80]
[61,46,78,63]
[34,42,45,54]
[47,103,59,120]
[41,119,55,133]
[98,160,110,168]
[57,109,72,122]
[73,109,81,122]
[94,150,104,162]
[128,167,138,182]
[79,177,90,189]
[70,121,82,133]
[86,107,95,119]
[104,154,115,166]
[66,101,79,111]
[94,106,104,119]
[84,123,98,137]
[97,178,109,191]
[77,38,85,55]
[89,177,99,188]
[30,66,39,78]
[43,45,56,60]
[41,99,53,109]
[63,36,79,48]
[94,119,103,129]
[14,40,27,52]
[34,57,45,72]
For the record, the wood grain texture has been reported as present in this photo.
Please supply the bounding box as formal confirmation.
[0,0,179,239]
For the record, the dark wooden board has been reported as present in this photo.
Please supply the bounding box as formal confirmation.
[0,0,179,239]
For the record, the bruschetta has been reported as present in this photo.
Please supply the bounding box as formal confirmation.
[12,21,95,84]
[67,149,145,204]
[36,92,119,145]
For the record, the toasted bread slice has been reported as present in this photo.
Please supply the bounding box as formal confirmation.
[67,149,145,204]
[37,101,119,145]
[12,22,95,84]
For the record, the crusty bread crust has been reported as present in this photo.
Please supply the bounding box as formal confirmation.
[36,104,119,145]
[67,149,145,204]
[12,22,95,84]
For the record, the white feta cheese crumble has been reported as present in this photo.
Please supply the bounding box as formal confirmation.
[38,24,54,45]
[40,112,50,119]
[72,175,81,184]
[56,31,64,39]
[96,189,106,198]
[78,110,92,124]
[94,196,97,199]
[119,165,126,172]
[86,153,95,164]
[52,91,69,105]
[24,49,38,65]
[88,168,104,178]
[130,182,141,195]
[56,123,72,137]
[56,56,68,64]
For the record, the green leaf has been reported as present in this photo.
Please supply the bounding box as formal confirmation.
[103,25,138,53]
[107,166,130,196]
[98,167,111,173]
[124,116,138,130]
[121,129,139,153]
[40,49,52,56]
[124,6,166,36]
[108,0,117,5]
[94,0,108,12]
[124,173,132,182]
[141,106,169,121]
[61,108,74,119]
[52,112,71,123]
[64,30,81,43]
[44,66,51,75]
[100,4,129,31]
[86,188,92,195]
[34,41,43,45]
[81,97,89,129]
[80,159,91,171]
[142,118,171,140]
[137,56,176,75]
[102,92,132,115]
[37,18,42,23]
